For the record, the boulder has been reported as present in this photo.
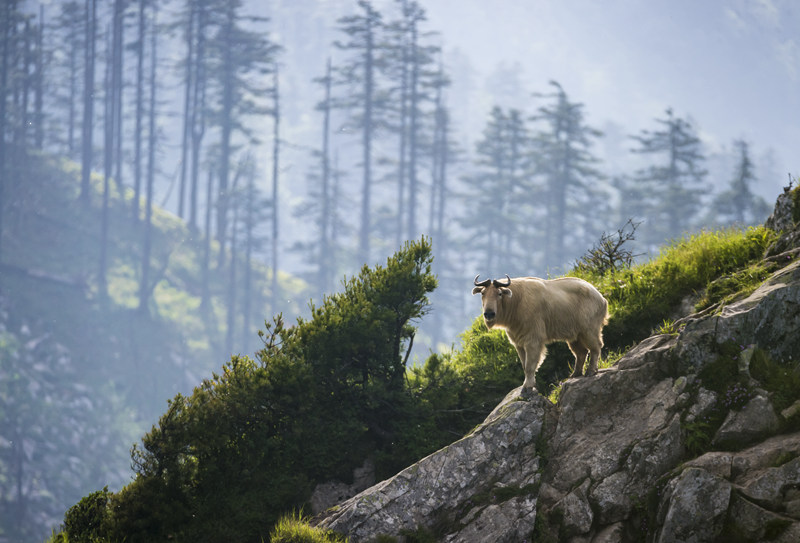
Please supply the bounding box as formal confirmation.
[315,389,548,542]
[655,467,731,543]
[712,394,780,448]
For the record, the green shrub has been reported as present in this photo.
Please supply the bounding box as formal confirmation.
[61,487,111,542]
[67,239,437,542]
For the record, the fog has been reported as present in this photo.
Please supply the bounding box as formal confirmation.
[4,0,799,539]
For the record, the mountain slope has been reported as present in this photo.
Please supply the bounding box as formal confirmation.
[314,187,800,542]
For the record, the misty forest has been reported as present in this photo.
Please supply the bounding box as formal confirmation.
[0,0,787,541]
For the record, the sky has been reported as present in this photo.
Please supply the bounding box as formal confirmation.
[412,0,800,198]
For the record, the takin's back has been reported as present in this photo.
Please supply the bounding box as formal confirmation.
[509,276,608,341]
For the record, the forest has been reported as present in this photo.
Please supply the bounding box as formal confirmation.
[0,0,780,541]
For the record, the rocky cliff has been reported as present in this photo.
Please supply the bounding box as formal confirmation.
[315,188,800,543]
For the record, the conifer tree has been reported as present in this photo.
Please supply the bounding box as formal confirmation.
[710,139,770,226]
[332,0,384,265]
[384,0,442,245]
[293,57,347,299]
[461,106,532,274]
[52,1,85,158]
[209,0,279,267]
[631,107,707,247]
[531,81,604,272]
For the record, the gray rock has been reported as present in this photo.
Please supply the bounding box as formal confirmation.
[684,451,733,479]
[765,187,796,233]
[712,394,780,448]
[442,495,537,543]
[310,459,375,514]
[592,522,625,543]
[552,480,593,537]
[675,259,800,373]
[684,387,717,424]
[656,468,731,543]
[315,389,547,542]
[727,492,799,542]
[740,457,800,509]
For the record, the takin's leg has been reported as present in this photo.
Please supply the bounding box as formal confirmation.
[568,340,589,378]
[581,330,604,376]
[520,340,546,394]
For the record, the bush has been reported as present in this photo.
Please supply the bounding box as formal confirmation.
[65,239,437,542]
[61,487,111,542]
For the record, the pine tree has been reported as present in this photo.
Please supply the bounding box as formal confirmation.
[293,57,345,299]
[461,106,532,274]
[531,81,604,272]
[383,0,442,245]
[710,139,770,226]
[208,0,279,268]
[52,1,85,159]
[631,107,707,247]
[332,0,385,265]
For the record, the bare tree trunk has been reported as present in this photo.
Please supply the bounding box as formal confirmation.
[67,14,78,157]
[0,0,11,261]
[19,18,29,150]
[200,165,213,310]
[112,0,124,194]
[138,2,157,314]
[188,2,206,233]
[319,58,333,295]
[406,13,419,241]
[358,4,376,266]
[270,65,280,310]
[226,174,239,355]
[215,3,235,267]
[241,157,254,354]
[34,5,43,150]
[177,2,195,220]
[79,0,96,206]
[395,14,409,248]
[100,18,113,303]
[132,0,145,223]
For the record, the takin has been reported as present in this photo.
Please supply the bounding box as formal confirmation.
[472,274,609,395]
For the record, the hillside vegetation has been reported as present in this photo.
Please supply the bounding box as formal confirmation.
[0,153,307,541]
[50,185,784,542]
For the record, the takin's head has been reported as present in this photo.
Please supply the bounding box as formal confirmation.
[472,274,513,328]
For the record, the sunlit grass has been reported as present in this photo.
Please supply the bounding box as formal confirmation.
[269,511,348,543]
[572,226,777,351]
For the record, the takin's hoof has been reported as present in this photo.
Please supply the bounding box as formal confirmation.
[569,371,583,379]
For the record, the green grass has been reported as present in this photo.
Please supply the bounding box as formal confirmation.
[269,511,348,543]
[572,226,777,351]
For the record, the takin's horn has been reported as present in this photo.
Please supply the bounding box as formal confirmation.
[474,275,492,287]
[492,274,511,287]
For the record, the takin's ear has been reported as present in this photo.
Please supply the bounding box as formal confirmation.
[498,287,513,298]
[471,287,484,295]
